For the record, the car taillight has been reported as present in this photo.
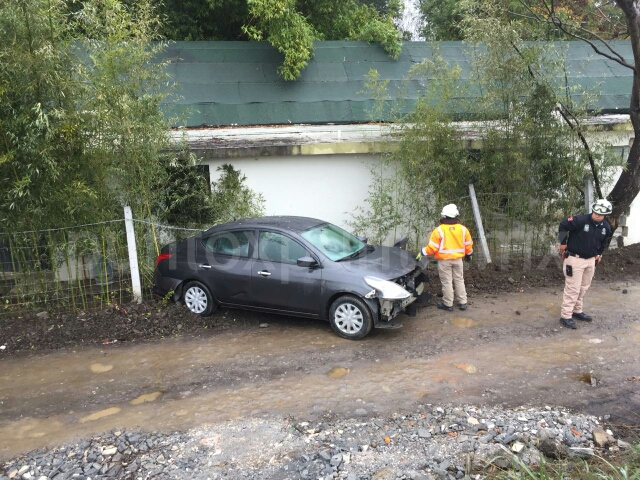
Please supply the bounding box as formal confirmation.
[156,253,173,266]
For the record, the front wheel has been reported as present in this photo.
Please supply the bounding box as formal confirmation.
[329,295,373,340]
[182,281,217,317]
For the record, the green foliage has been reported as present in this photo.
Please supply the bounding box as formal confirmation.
[299,0,402,57]
[0,0,171,232]
[156,141,265,227]
[348,161,403,245]
[485,443,640,480]
[158,145,217,226]
[418,0,463,40]
[75,0,172,218]
[90,0,400,80]
[72,0,403,80]
[420,0,627,42]
[242,0,401,79]
[210,164,266,223]
[242,0,316,80]
[0,0,90,229]
[352,20,622,256]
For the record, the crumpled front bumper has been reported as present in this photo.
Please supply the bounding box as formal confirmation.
[378,280,426,322]
[369,268,428,324]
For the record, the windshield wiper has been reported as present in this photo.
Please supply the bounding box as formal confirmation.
[338,246,367,261]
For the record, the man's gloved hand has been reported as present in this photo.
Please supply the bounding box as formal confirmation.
[464,254,472,262]
[416,252,422,261]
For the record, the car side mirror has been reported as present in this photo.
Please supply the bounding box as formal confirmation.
[393,236,408,250]
[297,256,318,268]
[356,235,368,244]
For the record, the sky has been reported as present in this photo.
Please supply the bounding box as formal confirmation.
[399,0,423,40]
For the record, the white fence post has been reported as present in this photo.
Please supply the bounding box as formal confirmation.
[584,177,595,213]
[124,206,143,303]
[468,184,492,264]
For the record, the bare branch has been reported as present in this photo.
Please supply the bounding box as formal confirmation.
[550,17,634,70]
[516,0,634,70]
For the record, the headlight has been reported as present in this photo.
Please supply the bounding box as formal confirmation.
[363,276,410,300]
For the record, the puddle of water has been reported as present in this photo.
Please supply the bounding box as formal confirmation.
[0,418,64,441]
[80,407,121,423]
[451,317,479,328]
[130,392,163,405]
[90,363,113,373]
[326,366,350,378]
[454,363,478,374]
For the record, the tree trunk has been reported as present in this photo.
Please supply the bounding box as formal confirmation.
[609,2,640,231]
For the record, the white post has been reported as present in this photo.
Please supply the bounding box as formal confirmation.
[124,206,143,303]
[468,184,492,264]
[584,177,595,213]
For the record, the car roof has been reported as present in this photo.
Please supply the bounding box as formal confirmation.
[203,216,327,235]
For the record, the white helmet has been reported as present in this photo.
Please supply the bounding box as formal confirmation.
[592,199,613,215]
[441,204,460,218]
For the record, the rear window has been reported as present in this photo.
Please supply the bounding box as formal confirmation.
[203,231,251,258]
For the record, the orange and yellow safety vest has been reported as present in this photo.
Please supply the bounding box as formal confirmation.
[421,223,473,261]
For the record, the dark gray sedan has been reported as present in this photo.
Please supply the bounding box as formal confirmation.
[153,216,427,339]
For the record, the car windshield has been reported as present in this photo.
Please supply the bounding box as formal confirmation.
[301,223,365,261]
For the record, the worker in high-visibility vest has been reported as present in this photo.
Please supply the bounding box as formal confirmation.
[417,204,473,311]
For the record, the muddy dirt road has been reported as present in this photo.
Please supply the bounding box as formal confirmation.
[1,282,639,460]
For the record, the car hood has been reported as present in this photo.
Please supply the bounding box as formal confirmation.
[340,246,418,280]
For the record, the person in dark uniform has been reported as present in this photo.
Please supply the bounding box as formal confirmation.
[557,199,613,329]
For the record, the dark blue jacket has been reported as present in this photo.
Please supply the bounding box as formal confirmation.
[558,213,612,258]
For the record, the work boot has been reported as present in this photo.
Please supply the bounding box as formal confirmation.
[572,312,593,322]
[560,317,577,329]
[458,303,467,311]
[436,301,453,312]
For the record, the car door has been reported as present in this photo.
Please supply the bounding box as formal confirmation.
[251,230,322,315]
[197,229,255,306]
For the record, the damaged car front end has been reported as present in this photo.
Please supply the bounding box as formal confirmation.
[363,267,428,325]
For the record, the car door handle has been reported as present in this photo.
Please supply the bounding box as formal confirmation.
[257,270,271,277]
[198,264,212,270]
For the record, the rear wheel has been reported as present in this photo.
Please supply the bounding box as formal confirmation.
[182,281,217,317]
[329,295,373,340]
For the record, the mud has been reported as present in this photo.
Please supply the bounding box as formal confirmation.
[3,243,640,356]
[1,280,639,460]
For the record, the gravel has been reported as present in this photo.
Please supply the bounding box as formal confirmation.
[0,404,629,480]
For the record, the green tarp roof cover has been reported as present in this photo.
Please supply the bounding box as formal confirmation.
[160,41,633,127]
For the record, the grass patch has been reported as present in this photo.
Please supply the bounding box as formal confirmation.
[486,443,640,479]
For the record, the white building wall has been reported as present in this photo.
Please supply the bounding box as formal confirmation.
[207,154,379,231]
[200,122,639,246]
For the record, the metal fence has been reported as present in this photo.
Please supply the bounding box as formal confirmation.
[455,191,568,265]
[0,192,580,318]
[0,212,199,319]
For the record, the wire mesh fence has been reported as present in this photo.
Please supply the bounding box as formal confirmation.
[455,191,576,265]
[0,217,200,319]
[0,192,578,318]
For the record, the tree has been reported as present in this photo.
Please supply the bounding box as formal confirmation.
[494,0,640,231]
[95,0,403,80]
[351,21,621,254]
[0,0,172,231]
[419,0,625,41]
[243,0,403,79]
